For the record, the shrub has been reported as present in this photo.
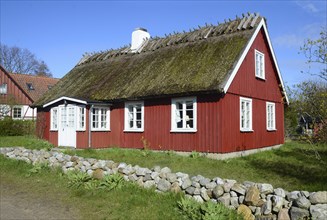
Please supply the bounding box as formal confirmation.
[0,117,35,136]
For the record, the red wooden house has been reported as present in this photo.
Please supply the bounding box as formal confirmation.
[0,65,59,120]
[34,13,289,154]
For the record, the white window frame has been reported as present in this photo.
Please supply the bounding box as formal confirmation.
[255,49,265,80]
[12,106,23,119]
[171,97,197,132]
[240,97,253,132]
[0,83,7,94]
[76,106,86,131]
[50,107,58,131]
[266,102,276,131]
[91,106,110,131]
[124,101,144,132]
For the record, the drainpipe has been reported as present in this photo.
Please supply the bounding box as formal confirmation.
[88,105,93,148]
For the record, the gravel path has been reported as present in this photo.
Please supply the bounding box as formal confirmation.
[0,182,80,220]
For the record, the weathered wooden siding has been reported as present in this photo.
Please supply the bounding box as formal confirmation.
[0,67,32,105]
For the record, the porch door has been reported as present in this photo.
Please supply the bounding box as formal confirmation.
[58,105,76,147]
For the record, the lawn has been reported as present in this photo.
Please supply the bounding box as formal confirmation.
[1,136,326,193]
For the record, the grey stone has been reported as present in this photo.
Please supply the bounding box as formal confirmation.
[193,187,201,195]
[65,161,74,168]
[290,207,309,220]
[166,173,177,183]
[239,196,245,204]
[135,167,148,176]
[199,177,211,187]
[262,200,272,215]
[186,186,196,195]
[200,188,210,202]
[232,183,246,195]
[248,206,256,213]
[254,207,261,216]
[205,181,217,190]
[150,171,159,180]
[230,191,238,197]
[272,195,284,213]
[213,177,224,185]
[274,188,286,198]
[259,183,274,194]
[192,181,200,188]
[243,181,256,188]
[181,178,192,190]
[294,196,311,209]
[212,185,225,199]
[143,173,152,181]
[218,193,231,206]
[153,165,161,172]
[309,191,327,204]
[193,195,204,203]
[231,196,239,208]
[128,174,138,182]
[144,180,156,189]
[300,191,310,198]
[286,191,300,202]
[160,167,171,174]
[157,179,171,192]
[310,204,327,220]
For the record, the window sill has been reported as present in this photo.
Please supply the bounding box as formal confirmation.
[124,129,144,133]
[267,129,277,132]
[170,129,197,133]
[255,76,266,81]
[91,129,110,132]
[240,129,254,133]
[50,129,58,132]
[76,129,86,132]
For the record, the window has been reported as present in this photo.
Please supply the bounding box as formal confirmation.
[12,106,22,119]
[77,106,86,131]
[91,107,110,131]
[171,97,197,132]
[0,83,7,94]
[255,50,265,79]
[124,101,144,132]
[50,107,58,130]
[266,102,276,130]
[26,83,34,90]
[240,97,252,132]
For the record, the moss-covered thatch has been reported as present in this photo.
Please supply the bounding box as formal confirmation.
[35,14,262,106]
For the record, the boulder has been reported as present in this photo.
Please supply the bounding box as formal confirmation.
[212,185,224,199]
[157,179,171,192]
[245,186,261,206]
[290,207,309,220]
[262,199,272,215]
[231,183,246,195]
[272,195,284,213]
[309,191,327,204]
[277,208,290,220]
[200,188,211,202]
[218,193,231,206]
[166,173,177,183]
[193,195,204,203]
[185,186,196,195]
[237,204,255,220]
[223,179,236,193]
[199,177,211,187]
[144,180,156,189]
[181,178,192,190]
[205,181,217,190]
[171,182,181,193]
[294,196,311,209]
[286,191,300,202]
[274,188,286,198]
[92,169,104,180]
[310,204,327,220]
[259,183,274,194]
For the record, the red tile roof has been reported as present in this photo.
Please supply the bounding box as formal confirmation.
[10,73,59,102]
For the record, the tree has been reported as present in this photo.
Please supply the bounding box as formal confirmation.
[0,43,52,77]
[300,27,327,81]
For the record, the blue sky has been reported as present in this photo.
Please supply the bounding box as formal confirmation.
[1,1,326,87]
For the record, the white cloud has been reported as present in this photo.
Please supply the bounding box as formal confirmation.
[295,1,318,13]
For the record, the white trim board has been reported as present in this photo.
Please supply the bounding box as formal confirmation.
[43,96,87,108]
[222,18,289,105]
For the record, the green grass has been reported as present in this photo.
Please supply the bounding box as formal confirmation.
[0,154,187,219]
[1,136,326,192]
[0,136,54,150]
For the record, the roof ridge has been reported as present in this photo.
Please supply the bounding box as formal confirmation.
[77,12,262,66]
[9,72,59,80]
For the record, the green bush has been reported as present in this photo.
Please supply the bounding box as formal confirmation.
[0,117,35,136]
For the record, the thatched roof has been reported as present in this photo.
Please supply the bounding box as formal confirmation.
[35,13,264,107]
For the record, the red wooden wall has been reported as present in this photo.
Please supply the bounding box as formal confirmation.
[0,66,32,106]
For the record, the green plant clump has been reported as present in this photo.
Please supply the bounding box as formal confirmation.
[177,197,242,220]
[0,117,35,136]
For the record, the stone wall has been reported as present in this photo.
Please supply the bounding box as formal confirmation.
[1,147,326,220]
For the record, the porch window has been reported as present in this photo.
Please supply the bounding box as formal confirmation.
[124,101,144,132]
[91,107,110,131]
[76,106,86,131]
[50,107,58,130]
[171,97,197,132]
[266,102,276,130]
[240,97,252,132]
[12,106,22,119]
[0,83,7,94]
[255,50,265,79]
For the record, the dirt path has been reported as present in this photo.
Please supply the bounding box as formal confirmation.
[0,182,80,220]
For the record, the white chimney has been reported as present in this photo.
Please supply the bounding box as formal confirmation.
[131,27,150,53]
